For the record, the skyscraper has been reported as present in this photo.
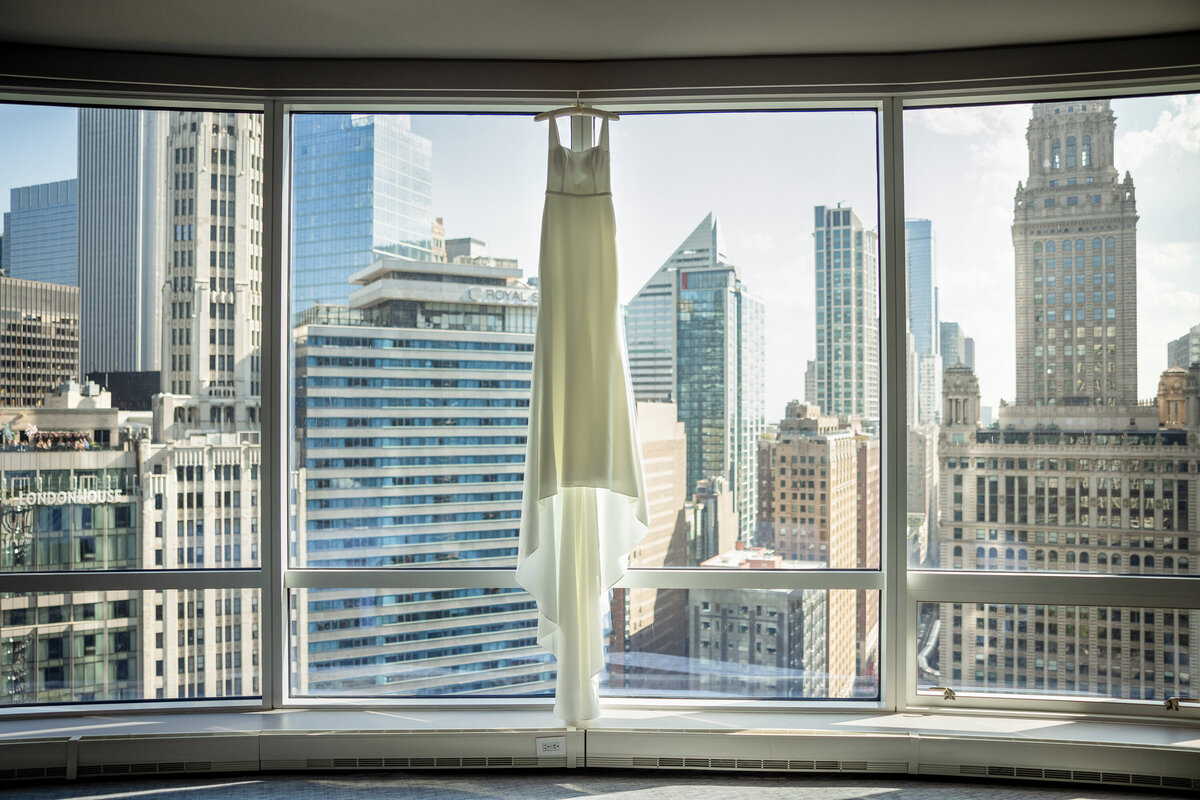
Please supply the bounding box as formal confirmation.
[78,108,168,375]
[625,214,727,404]
[939,321,971,372]
[292,252,552,696]
[625,213,765,544]
[156,110,264,418]
[906,219,941,425]
[290,114,433,314]
[1168,322,1200,369]
[2,180,78,285]
[904,219,937,358]
[813,205,879,423]
[933,100,1198,704]
[0,276,79,406]
[1013,100,1138,407]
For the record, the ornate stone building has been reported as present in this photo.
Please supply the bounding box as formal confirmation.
[1013,100,1139,407]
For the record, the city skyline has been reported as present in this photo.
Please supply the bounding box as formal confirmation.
[4,100,1196,419]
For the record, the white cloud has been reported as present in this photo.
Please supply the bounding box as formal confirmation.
[912,104,1030,139]
[1118,94,1200,171]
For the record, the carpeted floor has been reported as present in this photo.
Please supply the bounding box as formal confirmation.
[0,770,1183,800]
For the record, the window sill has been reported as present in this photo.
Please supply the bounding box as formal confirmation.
[0,707,1196,790]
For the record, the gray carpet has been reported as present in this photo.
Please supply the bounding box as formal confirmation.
[0,771,1181,800]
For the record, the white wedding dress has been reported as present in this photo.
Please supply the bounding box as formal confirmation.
[515,117,649,723]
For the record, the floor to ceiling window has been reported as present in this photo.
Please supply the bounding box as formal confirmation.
[0,88,1195,726]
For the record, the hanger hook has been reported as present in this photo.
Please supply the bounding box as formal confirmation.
[575,90,581,108]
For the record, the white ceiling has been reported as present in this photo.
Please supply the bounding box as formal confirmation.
[3,0,1199,61]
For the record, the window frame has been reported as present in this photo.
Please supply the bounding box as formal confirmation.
[0,75,1196,722]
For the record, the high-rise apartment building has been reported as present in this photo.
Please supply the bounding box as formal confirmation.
[77,108,168,376]
[292,253,553,696]
[290,114,433,314]
[625,213,765,544]
[2,180,78,285]
[813,205,878,422]
[1013,100,1138,407]
[0,276,79,406]
[1168,322,1200,370]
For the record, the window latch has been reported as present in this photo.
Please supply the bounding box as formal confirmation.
[1164,696,1196,711]
[930,686,956,700]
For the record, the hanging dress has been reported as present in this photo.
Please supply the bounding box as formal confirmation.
[515,117,649,723]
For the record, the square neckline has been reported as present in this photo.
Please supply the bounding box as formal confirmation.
[548,116,609,154]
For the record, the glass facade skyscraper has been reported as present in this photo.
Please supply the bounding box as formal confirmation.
[813,205,879,422]
[3,180,78,286]
[625,214,764,545]
[904,219,937,358]
[290,114,434,315]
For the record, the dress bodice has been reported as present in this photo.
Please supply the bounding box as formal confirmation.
[546,117,610,196]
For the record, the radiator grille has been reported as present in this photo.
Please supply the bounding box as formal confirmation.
[919,763,1199,790]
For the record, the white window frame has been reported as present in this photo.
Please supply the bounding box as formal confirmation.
[0,81,1196,725]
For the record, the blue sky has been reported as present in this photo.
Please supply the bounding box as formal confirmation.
[3,98,1197,420]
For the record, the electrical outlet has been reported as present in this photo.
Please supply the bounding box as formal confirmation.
[535,736,566,756]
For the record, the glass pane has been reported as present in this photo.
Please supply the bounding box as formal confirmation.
[289,111,881,571]
[289,587,554,697]
[618,113,880,569]
[1,589,261,705]
[1,104,264,571]
[918,601,1196,701]
[605,588,879,699]
[289,114,541,569]
[903,95,1200,574]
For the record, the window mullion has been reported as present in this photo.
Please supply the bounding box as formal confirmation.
[881,95,909,714]
[262,98,288,710]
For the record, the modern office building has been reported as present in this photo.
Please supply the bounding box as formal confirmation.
[939,321,972,372]
[292,252,553,696]
[625,213,728,404]
[904,219,937,359]
[2,180,78,285]
[77,108,168,376]
[1013,100,1138,407]
[813,204,879,423]
[1168,322,1200,370]
[290,114,434,314]
[0,276,80,406]
[625,213,765,544]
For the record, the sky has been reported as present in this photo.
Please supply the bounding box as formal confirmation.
[2,97,1197,420]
